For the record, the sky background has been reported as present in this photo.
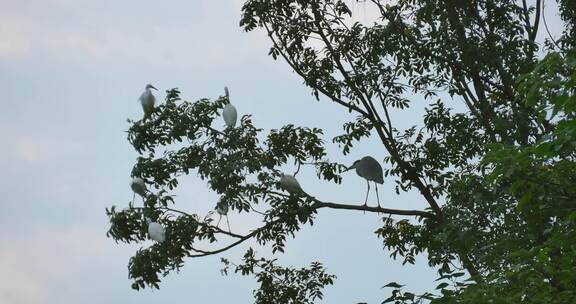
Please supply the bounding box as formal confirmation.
[0,1,564,303]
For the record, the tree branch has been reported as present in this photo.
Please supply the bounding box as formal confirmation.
[311,200,435,219]
[531,0,542,42]
[443,0,498,143]
[310,5,379,122]
[187,190,435,258]
[262,23,369,118]
[310,4,443,216]
[189,230,257,257]
[522,0,534,40]
[146,206,245,239]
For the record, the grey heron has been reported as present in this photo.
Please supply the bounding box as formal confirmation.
[215,197,231,232]
[347,156,384,209]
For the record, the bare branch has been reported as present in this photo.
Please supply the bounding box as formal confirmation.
[262,23,370,117]
[522,0,533,39]
[189,231,257,257]
[542,0,561,50]
[137,206,246,239]
[531,0,542,42]
[311,200,435,219]
[310,7,377,119]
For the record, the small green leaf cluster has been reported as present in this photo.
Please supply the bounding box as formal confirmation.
[229,248,336,304]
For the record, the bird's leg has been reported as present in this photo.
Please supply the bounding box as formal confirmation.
[375,184,381,214]
[216,215,222,228]
[225,215,231,233]
[364,180,370,206]
[363,180,370,214]
[132,192,135,205]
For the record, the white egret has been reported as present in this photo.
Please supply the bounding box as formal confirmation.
[130,177,147,203]
[139,84,157,120]
[215,198,231,232]
[280,173,303,196]
[222,86,237,128]
[346,156,384,209]
[146,218,166,243]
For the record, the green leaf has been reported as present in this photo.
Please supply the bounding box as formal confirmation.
[436,282,449,290]
[382,282,404,289]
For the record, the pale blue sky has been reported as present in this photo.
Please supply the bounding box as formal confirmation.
[0,1,564,303]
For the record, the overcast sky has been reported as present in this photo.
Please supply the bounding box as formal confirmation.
[0,1,565,303]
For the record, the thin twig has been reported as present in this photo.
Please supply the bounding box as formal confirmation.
[542,0,561,50]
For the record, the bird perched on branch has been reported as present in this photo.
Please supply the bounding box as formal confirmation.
[222,86,238,128]
[130,177,147,203]
[146,218,165,243]
[215,197,231,232]
[280,173,303,196]
[139,84,157,120]
[346,156,384,209]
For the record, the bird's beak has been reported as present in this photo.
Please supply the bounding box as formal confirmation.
[150,85,158,90]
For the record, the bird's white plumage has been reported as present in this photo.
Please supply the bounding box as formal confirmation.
[147,220,166,243]
[130,177,147,197]
[222,86,237,128]
[223,103,237,128]
[139,84,156,119]
[280,174,303,195]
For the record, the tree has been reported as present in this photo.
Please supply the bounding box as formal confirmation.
[106,0,576,302]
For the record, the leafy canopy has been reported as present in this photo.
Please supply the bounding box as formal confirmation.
[107,0,576,303]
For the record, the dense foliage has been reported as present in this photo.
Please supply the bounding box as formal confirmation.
[107,0,576,302]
